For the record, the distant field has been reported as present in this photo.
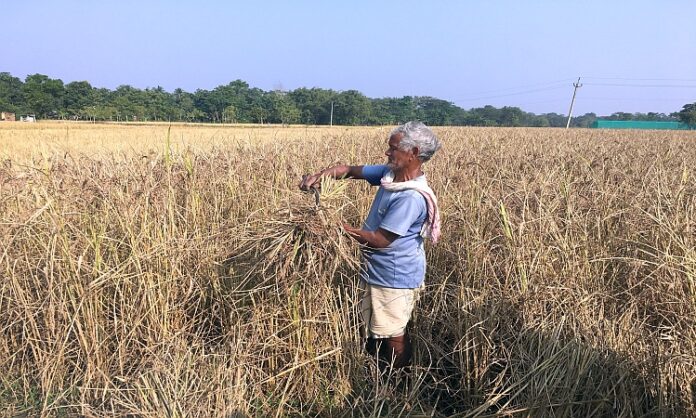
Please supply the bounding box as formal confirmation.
[1,122,695,416]
[0,121,382,160]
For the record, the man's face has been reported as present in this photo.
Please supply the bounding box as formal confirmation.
[385,133,413,171]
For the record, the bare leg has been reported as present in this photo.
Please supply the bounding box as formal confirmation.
[384,332,412,370]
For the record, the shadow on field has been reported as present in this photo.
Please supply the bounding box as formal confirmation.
[196,244,695,418]
[410,290,689,417]
[201,255,691,417]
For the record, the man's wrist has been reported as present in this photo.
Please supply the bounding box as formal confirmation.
[320,165,346,180]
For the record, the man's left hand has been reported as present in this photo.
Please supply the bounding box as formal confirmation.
[342,223,397,249]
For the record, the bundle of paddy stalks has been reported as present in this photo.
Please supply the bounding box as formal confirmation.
[233,176,361,291]
[220,177,362,412]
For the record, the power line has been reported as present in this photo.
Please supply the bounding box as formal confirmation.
[456,85,568,102]
[447,76,695,114]
[584,76,696,82]
[584,82,696,88]
[452,78,574,99]
[452,78,696,105]
[581,96,695,102]
[508,98,569,106]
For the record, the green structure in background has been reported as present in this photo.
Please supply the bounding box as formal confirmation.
[591,120,694,130]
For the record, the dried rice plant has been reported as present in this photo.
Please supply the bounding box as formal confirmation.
[233,176,360,288]
[1,123,695,417]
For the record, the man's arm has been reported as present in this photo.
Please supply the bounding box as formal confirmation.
[346,192,424,249]
[343,224,398,249]
[299,165,365,191]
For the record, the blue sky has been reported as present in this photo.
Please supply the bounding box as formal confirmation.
[2,0,695,116]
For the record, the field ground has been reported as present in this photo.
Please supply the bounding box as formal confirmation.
[1,122,695,417]
[0,121,380,161]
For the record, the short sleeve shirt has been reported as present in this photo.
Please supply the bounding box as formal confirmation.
[360,165,428,289]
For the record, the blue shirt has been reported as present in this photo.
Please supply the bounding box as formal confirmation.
[360,165,427,289]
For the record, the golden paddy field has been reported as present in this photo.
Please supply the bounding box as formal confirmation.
[1,122,695,417]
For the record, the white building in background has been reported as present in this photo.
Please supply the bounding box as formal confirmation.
[20,114,36,122]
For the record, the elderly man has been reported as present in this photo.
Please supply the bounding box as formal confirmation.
[300,121,441,370]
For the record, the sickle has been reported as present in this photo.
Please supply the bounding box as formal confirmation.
[301,175,321,207]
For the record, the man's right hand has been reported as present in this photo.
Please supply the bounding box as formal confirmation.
[299,173,321,191]
[299,165,360,191]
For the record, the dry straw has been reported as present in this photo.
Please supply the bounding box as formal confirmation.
[0,123,695,417]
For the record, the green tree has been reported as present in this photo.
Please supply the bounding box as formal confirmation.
[573,112,597,128]
[173,88,201,121]
[247,87,269,123]
[677,103,696,126]
[223,105,237,123]
[64,81,93,117]
[289,88,334,124]
[413,97,462,125]
[531,115,551,127]
[250,106,269,124]
[192,89,215,122]
[370,97,418,125]
[94,105,119,120]
[369,98,395,124]
[22,74,65,118]
[468,105,501,126]
[209,80,254,122]
[607,112,634,121]
[539,112,567,127]
[111,85,145,120]
[461,113,488,126]
[0,72,24,113]
[267,91,300,125]
[333,90,371,125]
[497,106,524,127]
[144,86,174,121]
[9,70,689,128]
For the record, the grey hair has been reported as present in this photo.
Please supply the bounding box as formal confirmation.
[391,121,441,162]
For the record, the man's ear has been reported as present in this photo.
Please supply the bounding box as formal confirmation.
[411,147,420,159]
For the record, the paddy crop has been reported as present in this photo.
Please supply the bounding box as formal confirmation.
[1,122,695,416]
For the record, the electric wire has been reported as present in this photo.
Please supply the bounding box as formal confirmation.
[449,78,574,100]
[581,96,695,102]
[583,76,696,82]
[456,85,568,102]
[447,76,694,114]
[584,82,696,88]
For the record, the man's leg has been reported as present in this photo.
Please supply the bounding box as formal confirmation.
[365,332,413,372]
[364,335,380,356]
[361,283,419,370]
[384,331,412,369]
[364,337,390,372]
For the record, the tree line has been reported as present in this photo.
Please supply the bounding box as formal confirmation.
[1,72,694,127]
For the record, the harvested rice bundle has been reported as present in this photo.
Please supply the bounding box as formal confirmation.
[235,177,360,290]
[223,179,360,403]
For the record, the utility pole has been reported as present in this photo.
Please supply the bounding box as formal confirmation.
[330,101,334,127]
[565,77,582,129]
